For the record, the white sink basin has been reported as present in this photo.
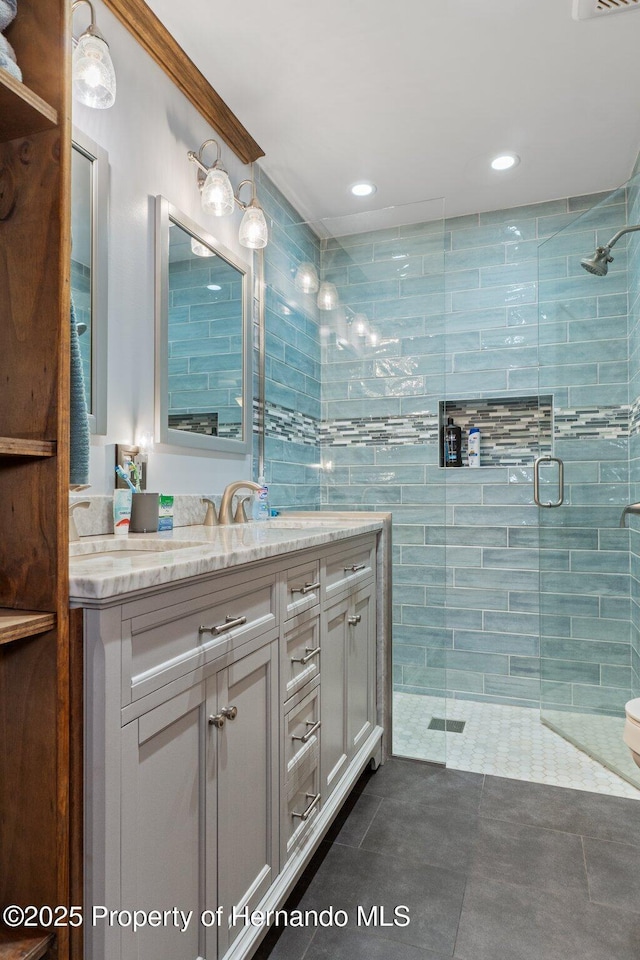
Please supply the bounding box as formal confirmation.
[70,538,206,560]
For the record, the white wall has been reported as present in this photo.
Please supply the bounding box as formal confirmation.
[73,0,254,495]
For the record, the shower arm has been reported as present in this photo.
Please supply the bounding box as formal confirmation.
[602,224,640,251]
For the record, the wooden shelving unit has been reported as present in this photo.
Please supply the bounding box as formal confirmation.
[0,610,56,646]
[0,927,54,960]
[0,3,75,960]
[0,438,56,458]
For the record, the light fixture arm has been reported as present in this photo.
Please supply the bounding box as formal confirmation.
[71,0,107,43]
[234,178,256,210]
[187,139,225,187]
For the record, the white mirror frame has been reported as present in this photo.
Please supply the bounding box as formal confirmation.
[154,196,253,456]
[71,127,109,435]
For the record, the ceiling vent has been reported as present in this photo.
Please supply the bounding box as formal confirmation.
[573,0,640,19]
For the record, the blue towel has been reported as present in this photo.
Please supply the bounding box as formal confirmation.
[70,297,90,485]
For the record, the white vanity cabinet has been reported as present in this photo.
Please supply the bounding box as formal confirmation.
[79,527,385,960]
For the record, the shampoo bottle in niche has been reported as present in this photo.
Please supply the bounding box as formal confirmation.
[252,475,271,521]
[442,417,462,467]
[467,427,480,468]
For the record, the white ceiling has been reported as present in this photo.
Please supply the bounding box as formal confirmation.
[144,0,640,224]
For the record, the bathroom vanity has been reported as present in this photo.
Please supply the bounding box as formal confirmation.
[70,515,390,960]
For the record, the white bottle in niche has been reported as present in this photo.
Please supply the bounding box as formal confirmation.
[468,427,480,467]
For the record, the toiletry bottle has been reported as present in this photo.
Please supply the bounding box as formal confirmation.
[252,475,271,521]
[443,417,462,467]
[113,489,133,535]
[467,427,480,468]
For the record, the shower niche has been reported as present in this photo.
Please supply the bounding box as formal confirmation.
[438,396,553,467]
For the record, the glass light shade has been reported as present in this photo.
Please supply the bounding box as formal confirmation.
[201,165,235,217]
[239,203,268,250]
[317,281,339,311]
[72,33,116,109]
[295,262,320,294]
[190,237,215,257]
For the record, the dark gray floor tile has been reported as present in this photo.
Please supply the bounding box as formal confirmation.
[583,837,640,914]
[303,927,450,960]
[360,798,479,872]
[480,775,640,845]
[454,876,640,960]
[367,758,483,814]
[470,817,589,896]
[362,758,445,800]
[325,791,383,848]
[295,840,466,955]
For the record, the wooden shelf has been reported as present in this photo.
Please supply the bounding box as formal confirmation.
[0,439,56,459]
[0,927,53,960]
[0,610,56,646]
[0,70,57,143]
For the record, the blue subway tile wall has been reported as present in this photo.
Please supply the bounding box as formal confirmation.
[257,170,322,508]
[319,190,634,714]
[71,258,91,409]
[627,165,640,700]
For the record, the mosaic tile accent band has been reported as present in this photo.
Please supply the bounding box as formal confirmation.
[319,414,438,447]
[629,396,640,436]
[262,401,319,445]
[555,406,629,439]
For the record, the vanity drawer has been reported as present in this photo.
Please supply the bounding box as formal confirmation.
[283,765,321,863]
[123,572,277,702]
[284,557,321,619]
[282,611,320,703]
[324,537,375,601]
[284,683,320,783]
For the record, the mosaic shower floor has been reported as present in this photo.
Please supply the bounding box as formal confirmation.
[393,692,640,800]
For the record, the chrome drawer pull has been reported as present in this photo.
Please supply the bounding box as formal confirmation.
[291,645,321,665]
[344,563,366,573]
[292,719,321,743]
[291,580,320,595]
[199,614,247,636]
[348,614,362,625]
[291,792,321,821]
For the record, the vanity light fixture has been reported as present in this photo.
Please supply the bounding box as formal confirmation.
[235,179,269,250]
[190,237,216,257]
[188,141,269,249]
[294,261,320,294]
[71,0,117,110]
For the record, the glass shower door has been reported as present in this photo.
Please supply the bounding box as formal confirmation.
[537,184,640,788]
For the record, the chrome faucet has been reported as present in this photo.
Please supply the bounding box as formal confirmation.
[219,481,262,525]
[620,503,640,528]
[69,499,91,541]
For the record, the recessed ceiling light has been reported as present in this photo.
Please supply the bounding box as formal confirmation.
[491,154,520,171]
[351,181,377,198]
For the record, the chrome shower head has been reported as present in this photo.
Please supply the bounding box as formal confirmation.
[581,246,613,276]
[581,224,640,277]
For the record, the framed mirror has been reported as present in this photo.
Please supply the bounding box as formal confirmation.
[71,128,108,434]
[155,196,252,455]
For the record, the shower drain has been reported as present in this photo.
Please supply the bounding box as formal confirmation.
[428,718,466,734]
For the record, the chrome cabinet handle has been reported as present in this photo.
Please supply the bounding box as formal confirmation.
[221,705,238,720]
[291,792,321,821]
[292,719,321,743]
[344,563,366,572]
[291,645,321,665]
[199,614,247,635]
[291,580,320,595]
[348,614,362,625]
[209,714,225,728]
[533,455,564,508]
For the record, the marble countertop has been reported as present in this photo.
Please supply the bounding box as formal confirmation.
[69,514,386,602]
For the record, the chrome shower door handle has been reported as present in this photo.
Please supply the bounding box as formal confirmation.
[533,455,564,508]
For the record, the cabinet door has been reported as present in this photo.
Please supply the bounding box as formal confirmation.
[213,640,278,957]
[346,584,376,758]
[121,682,209,960]
[320,597,349,799]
